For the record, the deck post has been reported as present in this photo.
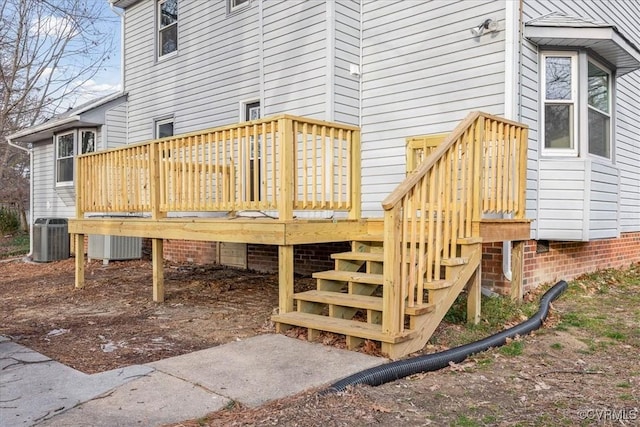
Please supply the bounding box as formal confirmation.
[382,206,402,335]
[277,245,294,319]
[511,240,525,300]
[152,238,164,302]
[466,264,481,324]
[74,233,85,289]
[472,116,484,223]
[348,129,361,220]
[278,118,294,221]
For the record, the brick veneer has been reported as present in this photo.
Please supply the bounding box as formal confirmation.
[482,232,640,294]
[160,239,350,276]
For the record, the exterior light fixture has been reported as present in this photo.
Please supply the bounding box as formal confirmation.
[471,18,498,37]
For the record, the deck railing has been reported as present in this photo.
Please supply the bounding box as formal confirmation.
[381,112,528,335]
[76,115,361,220]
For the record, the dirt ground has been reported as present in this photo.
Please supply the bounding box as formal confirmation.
[1,238,638,426]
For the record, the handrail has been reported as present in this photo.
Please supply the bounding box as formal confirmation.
[75,115,361,220]
[380,111,529,336]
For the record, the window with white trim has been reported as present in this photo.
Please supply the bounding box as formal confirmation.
[541,51,613,159]
[155,118,174,138]
[55,129,96,185]
[228,0,250,14]
[158,0,178,57]
[587,61,611,158]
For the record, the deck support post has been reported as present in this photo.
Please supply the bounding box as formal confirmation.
[74,233,85,289]
[278,244,294,315]
[152,238,164,302]
[510,241,524,301]
[466,264,481,324]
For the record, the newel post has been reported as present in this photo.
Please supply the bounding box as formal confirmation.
[348,129,362,220]
[471,116,485,223]
[382,205,402,335]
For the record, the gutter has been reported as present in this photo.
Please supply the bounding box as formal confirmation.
[5,137,34,258]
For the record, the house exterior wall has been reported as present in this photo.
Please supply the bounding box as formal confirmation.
[105,102,128,149]
[359,0,508,217]
[124,0,261,142]
[522,0,640,239]
[32,143,76,221]
[262,0,328,119]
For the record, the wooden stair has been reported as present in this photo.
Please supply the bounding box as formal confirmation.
[272,238,482,358]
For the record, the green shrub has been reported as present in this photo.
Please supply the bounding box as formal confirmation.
[0,207,21,233]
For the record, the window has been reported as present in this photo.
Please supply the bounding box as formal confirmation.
[245,101,260,121]
[228,0,250,13]
[155,118,174,138]
[541,51,613,159]
[80,129,96,154]
[56,132,75,184]
[587,61,611,158]
[542,53,578,154]
[55,129,96,185]
[158,0,178,57]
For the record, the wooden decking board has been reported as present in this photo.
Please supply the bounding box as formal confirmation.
[294,290,383,311]
[272,312,412,343]
[312,270,384,285]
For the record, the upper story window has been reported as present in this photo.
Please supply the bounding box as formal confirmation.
[541,51,612,159]
[228,0,250,14]
[158,0,178,57]
[56,129,96,186]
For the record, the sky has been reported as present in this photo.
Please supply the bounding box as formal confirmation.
[66,1,123,108]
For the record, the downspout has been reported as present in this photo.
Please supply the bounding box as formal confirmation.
[501,0,524,283]
[5,138,33,258]
[109,1,125,90]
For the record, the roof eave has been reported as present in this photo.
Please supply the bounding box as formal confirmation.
[525,25,640,75]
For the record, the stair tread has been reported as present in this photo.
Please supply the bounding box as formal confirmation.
[312,270,384,285]
[423,279,453,290]
[405,302,436,316]
[272,312,412,343]
[331,251,385,262]
[352,234,385,242]
[294,290,383,310]
[441,257,469,266]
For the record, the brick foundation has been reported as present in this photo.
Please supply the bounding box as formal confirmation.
[247,242,351,275]
[160,239,350,276]
[162,240,218,264]
[482,232,640,294]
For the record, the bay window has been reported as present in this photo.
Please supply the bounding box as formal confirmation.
[541,51,612,159]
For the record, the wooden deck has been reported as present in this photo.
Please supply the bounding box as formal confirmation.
[72,112,531,359]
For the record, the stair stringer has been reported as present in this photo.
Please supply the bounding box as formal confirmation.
[381,242,482,359]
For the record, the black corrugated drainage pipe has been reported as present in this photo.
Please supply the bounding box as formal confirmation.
[325,280,568,393]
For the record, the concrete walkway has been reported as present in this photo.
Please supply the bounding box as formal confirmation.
[0,334,386,426]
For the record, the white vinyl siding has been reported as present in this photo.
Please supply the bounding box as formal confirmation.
[105,102,128,149]
[33,142,76,220]
[537,160,586,240]
[360,0,506,217]
[262,0,327,119]
[524,0,640,236]
[333,0,360,125]
[589,161,620,239]
[125,1,260,142]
